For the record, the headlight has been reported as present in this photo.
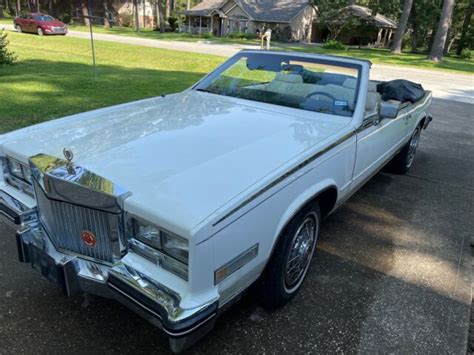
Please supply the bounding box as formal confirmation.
[161,231,188,264]
[133,218,162,250]
[129,217,189,280]
[3,157,34,196]
[7,158,23,180]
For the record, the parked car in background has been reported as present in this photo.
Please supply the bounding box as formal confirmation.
[0,51,432,352]
[14,13,67,36]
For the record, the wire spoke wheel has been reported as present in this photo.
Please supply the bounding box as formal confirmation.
[283,213,318,293]
[406,127,421,168]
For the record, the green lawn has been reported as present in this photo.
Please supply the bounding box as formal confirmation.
[68,23,257,45]
[0,32,225,133]
[67,24,473,73]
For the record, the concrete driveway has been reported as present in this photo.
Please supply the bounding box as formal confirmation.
[0,98,472,353]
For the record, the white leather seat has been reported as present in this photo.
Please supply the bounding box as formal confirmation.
[266,73,315,97]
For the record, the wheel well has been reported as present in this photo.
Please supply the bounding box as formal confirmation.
[419,115,426,129]
[313,187,338,219]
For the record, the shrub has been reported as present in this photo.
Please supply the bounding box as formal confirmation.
[199,32,213,39]
[460,48,472,60]
[227,32,255,40]
[168,17,178,32]
[322,39,347,50]
[0,30,17,65]
[62,13,72,24]
[120,11,134,28]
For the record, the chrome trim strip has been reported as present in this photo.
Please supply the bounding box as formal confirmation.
[162,313,217,337]
[0,190,35,226]
[108,282,164,320]
[212,131,355,226]
[29,153,130,213]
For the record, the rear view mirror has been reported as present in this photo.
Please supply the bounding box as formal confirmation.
[379,100,402,119]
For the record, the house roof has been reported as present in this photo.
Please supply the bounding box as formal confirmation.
[181,0,227,17]
[333,5,397,29]
[182,0,313,23]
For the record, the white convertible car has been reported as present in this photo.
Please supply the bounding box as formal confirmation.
[0,51,431,352]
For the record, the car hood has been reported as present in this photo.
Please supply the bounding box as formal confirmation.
[1,91,350,239]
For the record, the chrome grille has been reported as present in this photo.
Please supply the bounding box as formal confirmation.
[35,184,121,263]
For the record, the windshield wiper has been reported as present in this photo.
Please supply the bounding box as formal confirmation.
[195,88,212,93]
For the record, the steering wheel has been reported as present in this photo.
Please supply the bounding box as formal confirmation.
[305,91,337,101]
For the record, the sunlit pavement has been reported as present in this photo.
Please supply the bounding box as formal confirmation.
[0,98,472,353]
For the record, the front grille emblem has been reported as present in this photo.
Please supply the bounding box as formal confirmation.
[81,230,97,247]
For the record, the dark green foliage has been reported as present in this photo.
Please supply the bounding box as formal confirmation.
[0,30,16,65]
[322,39,347,50]
[168,17,179,32]
[226,32,255,40]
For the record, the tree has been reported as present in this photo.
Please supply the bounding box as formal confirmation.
[81,1,90,26]
[428,0,456,61]
[133,0,140,32]
[0,30,17,65]
[391,0,413,53]
[456,0,473,55]
[104,0,111,28]
[166,0,170,18]
[157,0,165,32]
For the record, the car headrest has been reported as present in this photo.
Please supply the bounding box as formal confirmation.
[274,73,303,84]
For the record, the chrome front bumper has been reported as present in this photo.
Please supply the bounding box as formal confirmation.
[3,201,217,353]
[0,190,36,228]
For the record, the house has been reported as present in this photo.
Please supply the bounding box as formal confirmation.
[181,0,317,42]
[312,5,398,47]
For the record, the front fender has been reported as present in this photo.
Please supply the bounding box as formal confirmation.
[273,178,338,243]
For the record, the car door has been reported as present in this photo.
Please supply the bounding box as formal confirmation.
[352,91,409,188]
[22,14,34,32]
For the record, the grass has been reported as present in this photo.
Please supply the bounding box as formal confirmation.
[68,23,257,45]
[67,24,473,74]
[3,18,472,73]
[0,31,225,133]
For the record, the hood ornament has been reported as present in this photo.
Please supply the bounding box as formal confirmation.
[63,148,76,175]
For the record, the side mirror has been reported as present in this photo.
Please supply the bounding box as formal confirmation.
[379,100,402,119]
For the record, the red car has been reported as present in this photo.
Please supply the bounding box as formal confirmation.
[14,13,67,36]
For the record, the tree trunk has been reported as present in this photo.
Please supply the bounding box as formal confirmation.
[153,0,158,29]
[391,0,413,54]
[443,26,452,55]
[142,0,146,28]
[15,0,19,16]
[158,0,165,33]
[48,0,53,15]
[456,1,473,55]
[133,0,140,32]
[428,0,456,61]
[410,4,418,52]
[165,0,170,18]
[186,0,190,10]
[81,1,90,26]
[104,0,111,28]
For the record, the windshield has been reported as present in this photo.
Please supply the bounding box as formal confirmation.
[195,53,361,117]
[34,15,55,21]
